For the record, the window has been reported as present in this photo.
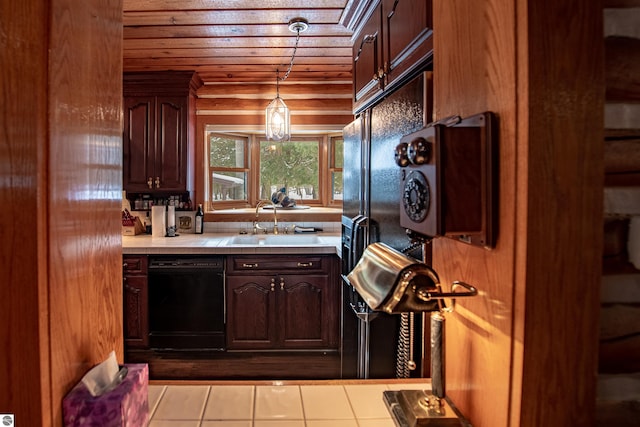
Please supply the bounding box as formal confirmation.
[206,129,343,210]
[329,136,343,204]
[207,133,249,208]
[259,138,321,203]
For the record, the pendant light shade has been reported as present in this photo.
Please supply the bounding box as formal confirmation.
[265,17,308,141]
[265,94,290,141]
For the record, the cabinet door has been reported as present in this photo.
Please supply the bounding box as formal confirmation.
[277,274,339,349]
[155,96,188,192]
[383,0,433,91]
[353,2,384,113]
[123,274,149,348]
[123,96,155,192]
[226,275,277,349]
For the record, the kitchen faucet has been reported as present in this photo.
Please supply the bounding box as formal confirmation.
[253,200,278,234]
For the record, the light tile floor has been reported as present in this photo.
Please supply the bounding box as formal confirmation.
[147,381,431,427]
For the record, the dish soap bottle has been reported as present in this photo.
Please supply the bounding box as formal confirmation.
[195,204,204,234]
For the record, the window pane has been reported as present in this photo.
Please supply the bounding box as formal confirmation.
[333,138,344,169]
[209,135,245,168]
[259,140,319,202]
[332,171,343,200]
[211,171,247,201]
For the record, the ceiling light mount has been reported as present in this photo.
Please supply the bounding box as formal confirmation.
[288,17,309,34]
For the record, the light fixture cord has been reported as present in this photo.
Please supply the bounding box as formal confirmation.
[279,28,302,82]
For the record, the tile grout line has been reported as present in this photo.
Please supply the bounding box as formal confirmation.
[148,385,167,421]
[296,385,308,426]
[199,385,212,423]
[342,384,361,427]
[252,384,257,424]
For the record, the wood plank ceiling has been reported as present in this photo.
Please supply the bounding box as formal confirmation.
[123,0,356,131]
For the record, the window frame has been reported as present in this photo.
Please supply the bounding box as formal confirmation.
[206,131,251,211]
[327,134,344,207]
[205,130,342,211]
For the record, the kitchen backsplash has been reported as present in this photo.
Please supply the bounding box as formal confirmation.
[125,209,340,235]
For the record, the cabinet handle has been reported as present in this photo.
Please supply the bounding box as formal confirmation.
[270,278,275,292]
[280,278,285,290]
[242,263,258,268]
[297,262,313,268]
[123,262,128,268]
[147,177,153,189]
[155,177,160,188]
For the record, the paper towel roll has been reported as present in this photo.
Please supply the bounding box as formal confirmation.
[167,205,176,228]
[151,206,166,237]
[628,216,640,270]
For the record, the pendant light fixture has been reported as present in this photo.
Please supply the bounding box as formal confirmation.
[265,17,309,141]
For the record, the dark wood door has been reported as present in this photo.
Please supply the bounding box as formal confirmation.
[123,274,149,348]
[277,273,338,349]
[155,96,188,192]
[353,1,383,112]
[226,275,277,349]
[123,96,155,192]
[382,0,433,92]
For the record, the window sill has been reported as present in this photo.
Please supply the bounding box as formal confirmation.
[205,207,342,223]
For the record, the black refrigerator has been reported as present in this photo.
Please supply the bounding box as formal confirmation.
[341,73,429,379]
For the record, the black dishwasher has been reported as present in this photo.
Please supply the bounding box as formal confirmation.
[148,256,225,350]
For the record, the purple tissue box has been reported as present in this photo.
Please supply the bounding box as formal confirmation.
[63,363,149,427]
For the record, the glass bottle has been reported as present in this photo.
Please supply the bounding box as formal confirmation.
[195,204,204,234]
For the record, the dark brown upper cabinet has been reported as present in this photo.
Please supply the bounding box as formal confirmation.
[351,0,433,114]
[123,72,202,194]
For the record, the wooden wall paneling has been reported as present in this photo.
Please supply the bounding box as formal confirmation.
[194,115,208,214]
[433,0,603,426]
[198,83,353,98]
[0,0,51,425]
[196,114,354,127]
[124,57,352,71]
[604,0,640,7]
[197,98,353,113]
[605,36,640,102]
[123,0,350,11]
[2,0,124,425]
[123,35,352,51]
[123,22,352,39]
[518,1,603,426]
[432,0,517,426]
[122,9,344,26]
[47,0,124,422]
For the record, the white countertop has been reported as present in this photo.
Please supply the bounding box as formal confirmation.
[122,232,341,256]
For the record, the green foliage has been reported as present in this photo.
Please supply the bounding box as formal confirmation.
[209,135,244,168]
[259,140,319,199]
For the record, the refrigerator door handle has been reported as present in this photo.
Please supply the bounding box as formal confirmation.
[349,214,364,270]
[352,216,368,269]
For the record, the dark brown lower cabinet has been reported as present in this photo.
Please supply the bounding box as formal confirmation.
[123,255,149,348]
[123,253,341,379]
[226,255,339,351]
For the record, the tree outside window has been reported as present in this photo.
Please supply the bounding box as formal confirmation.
[206,130,342,209]
[259,138,320,203]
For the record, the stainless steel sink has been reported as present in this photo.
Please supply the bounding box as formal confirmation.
[227,234,321,246]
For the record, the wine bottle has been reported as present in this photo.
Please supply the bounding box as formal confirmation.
[195,204,204,234]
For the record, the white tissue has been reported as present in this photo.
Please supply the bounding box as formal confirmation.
[628,216,640,270]
[151,206,166,237]
[81,350,120,397]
